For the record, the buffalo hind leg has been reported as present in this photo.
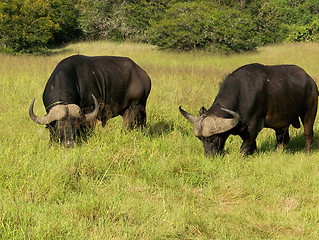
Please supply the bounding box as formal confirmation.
[301,103,317,152]
[275,127,290,150]
[302,119,315,152]
[122,104,147,129]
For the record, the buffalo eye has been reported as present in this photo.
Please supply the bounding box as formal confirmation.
[199,107,207,115]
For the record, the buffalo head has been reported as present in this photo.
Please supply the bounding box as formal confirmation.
[179,106,240,156]
[29,95,99,147]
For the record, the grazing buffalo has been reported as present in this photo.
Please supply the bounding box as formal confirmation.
[180,63,318,156]
[29,55,151,147]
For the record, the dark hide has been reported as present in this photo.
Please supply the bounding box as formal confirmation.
[181,63,318,156]
[34,55,151,146]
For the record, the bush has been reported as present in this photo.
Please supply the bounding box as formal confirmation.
[270,0,319,26]
[120,0,173,42]
[78,0,173,42]
[287,19,319,42]
[49,0,81,45]
[0,0,80,53]
[253,2,287,45]
[147,1,259,53]
[78,0,118,41]
[2,0,319,54]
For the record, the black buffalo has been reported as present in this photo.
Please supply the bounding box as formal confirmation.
[180,63,318,156]
[29,55,151,147]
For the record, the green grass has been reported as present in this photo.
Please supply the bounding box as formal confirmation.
[1,41,319,239]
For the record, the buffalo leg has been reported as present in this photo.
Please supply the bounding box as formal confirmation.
[302,119,314,152]
[122,104,146,129]
[301,103,317,151]
[275,127,290,149]
[239,130,257,155]
[304,129,313,151]
[240,139,257,155]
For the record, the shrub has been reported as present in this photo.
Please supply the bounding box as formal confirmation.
[147,1,259,53]
[287,19,319,42]
[78,0,118,41]
[253,2,287,45]
[0,0,80,53]
[49,0,81,45]
[78,0,173,42]
[120,0,173,42]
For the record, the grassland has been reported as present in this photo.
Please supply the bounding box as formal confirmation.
[1,41,319,239]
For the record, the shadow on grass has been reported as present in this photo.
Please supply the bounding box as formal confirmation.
[2,46,73,56]
[258,133,318,154]
[287,133,319,153]
[146,120,175,138]
[145,120,189,138]
[34,47,72,56]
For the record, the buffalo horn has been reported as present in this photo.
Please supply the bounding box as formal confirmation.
[179,106,200,124]
[67,104,82,118]
[221,108,240,120]
[29,99,67,125]
[84,94,99,122]
[201,108,240,137]
[179,106,203,136]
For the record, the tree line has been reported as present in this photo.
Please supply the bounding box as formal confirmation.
[1,0,319,54]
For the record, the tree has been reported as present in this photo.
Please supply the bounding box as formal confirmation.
[254,2,286,45]
[147,1,259,53]
[49,0,82,45]
[78,0,119,41]
[78,0,173,42]
[287,18,319,42]
[0,0,80,53]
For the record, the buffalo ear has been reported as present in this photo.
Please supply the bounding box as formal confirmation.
[199,107,207,116]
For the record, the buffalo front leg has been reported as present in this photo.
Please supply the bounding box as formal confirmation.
[239,129,258,156]
[240,139,257,156]
[122,104,147,129]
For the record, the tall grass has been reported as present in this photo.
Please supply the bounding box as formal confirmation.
[1,41,319,239]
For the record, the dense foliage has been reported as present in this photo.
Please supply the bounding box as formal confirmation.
[147,2,259,53]
[1,0,319,53]
[0,0,80,53]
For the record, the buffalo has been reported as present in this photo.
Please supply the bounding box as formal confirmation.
[180,63,318,156]
[29,55,151,147]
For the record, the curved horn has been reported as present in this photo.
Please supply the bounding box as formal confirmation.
[179,106,204,136]
[84,94,99,122]
[201,108,240,137]
[179,106,200,124]
[221,108,240,120]
[67,104,82,118]
[29,98,39,123]
[29,98,67,125]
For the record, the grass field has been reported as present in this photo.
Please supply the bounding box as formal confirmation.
[1,41,319,239]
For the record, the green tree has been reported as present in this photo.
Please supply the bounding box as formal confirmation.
[254,2,286,44]
[0,0,80,53]
[120,0,173,41]
[78,0,118,41]
[147,1,259,53]
[287,18,319,42]
[78,0,174,42]
[268,0,319,43]
[49,0,81,45]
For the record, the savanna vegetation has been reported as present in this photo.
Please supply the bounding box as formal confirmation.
[1,0,319,53]
[1,41,319,239]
